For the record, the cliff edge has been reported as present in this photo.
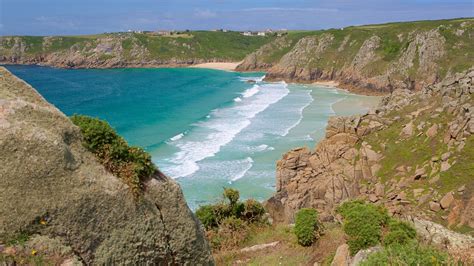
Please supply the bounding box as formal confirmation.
[266,67,473,232]
[237,18,473,94]
[0,67,213,264]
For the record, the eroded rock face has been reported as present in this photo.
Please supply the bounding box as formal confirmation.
[238,20,473,94]
[266,68,474,226]
[236,37,292,71]
[0,67,213,265]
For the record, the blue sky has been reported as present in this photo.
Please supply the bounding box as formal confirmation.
[0,0,472,35]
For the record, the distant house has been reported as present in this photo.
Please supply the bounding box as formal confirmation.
[156,30,172,36]
[276,30,288,37]
[257,32,266,36]
[242,31,253,36]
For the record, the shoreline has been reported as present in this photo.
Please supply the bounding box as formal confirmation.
[301,82,382,117]
[2,62,388,97]
[332,94,381,115]
[189,61,243,71]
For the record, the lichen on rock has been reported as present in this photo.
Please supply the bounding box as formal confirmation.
[0,67,214,265]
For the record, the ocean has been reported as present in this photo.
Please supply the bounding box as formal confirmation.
[5,65,377,209]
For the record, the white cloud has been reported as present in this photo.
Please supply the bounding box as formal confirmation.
[242,7,339,13]
[194,9,217,19]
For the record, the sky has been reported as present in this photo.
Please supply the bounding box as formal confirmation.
[0,0,473,35]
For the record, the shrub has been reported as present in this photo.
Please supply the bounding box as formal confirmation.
[71,115,156,197]
[195,187,267,251]
[231,202,245,218]
[211,217,249,250]
[384,220,417,246]
[223,188,240,205]
[242,199,266,223]
[294,208,320,246]
[337,201,389,255]
[195,205,217,229]
[360,241,450,266]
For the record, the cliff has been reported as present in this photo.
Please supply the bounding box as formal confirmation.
[237,18,473,94]
[0,67,213,264]
[0,31,273,69]
[266,67,473,244]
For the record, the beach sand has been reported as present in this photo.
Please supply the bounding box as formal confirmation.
[312,80,340,87]
[332,94,381,116]
[190,61,242,71]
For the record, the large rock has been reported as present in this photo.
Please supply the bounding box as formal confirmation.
[331,244,350,266]
[0,67,213,264]
[440,192,455,209]
[266,67,474,227]
[350,246,382,266]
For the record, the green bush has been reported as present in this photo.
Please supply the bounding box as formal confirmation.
[195,188,266,232]
[210,217,250,250]
[195,205,218,229]
[242,199,266,223]
[384,220,417,246]
[71,115,156,197]
[223,188,240,205]
[294,208,320,246]
[360,241,450,266]
[337,201,389,255]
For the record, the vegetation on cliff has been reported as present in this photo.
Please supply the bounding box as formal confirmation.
[0,67,214,264]
[294,208,321,246]
[71,115,156,197]
[237,18,473,93]
[0,31,275,68]
[196,188,266,251]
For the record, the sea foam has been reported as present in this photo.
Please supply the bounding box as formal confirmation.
[229,157,254,183]
[163,81,289,178]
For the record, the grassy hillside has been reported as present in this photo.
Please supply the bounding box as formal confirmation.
[238,18,474,93]
[0,31,276,67]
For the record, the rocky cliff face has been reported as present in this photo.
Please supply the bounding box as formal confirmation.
[266,67,474,238]
[0,32,271,69]
[238,19,473,94]
[0,67,213,264]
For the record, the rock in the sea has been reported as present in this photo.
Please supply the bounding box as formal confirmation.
[0,67,213,265]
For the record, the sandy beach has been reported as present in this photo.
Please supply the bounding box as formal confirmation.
[312,80,340,87]
[332,94,381,116]
[190,61,242,71]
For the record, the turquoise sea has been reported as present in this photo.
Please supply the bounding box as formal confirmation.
[5,65,375,209]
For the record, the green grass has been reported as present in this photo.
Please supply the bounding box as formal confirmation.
[70,115,156,198]
[439,135,474,195]
[2,31,275,62]
[239,18,473,81]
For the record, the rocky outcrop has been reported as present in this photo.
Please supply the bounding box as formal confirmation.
[0,67,213,264]
[266,67,473,230]
[239,19,473,94]
[235,37,292,71]
[0,33,266,69]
